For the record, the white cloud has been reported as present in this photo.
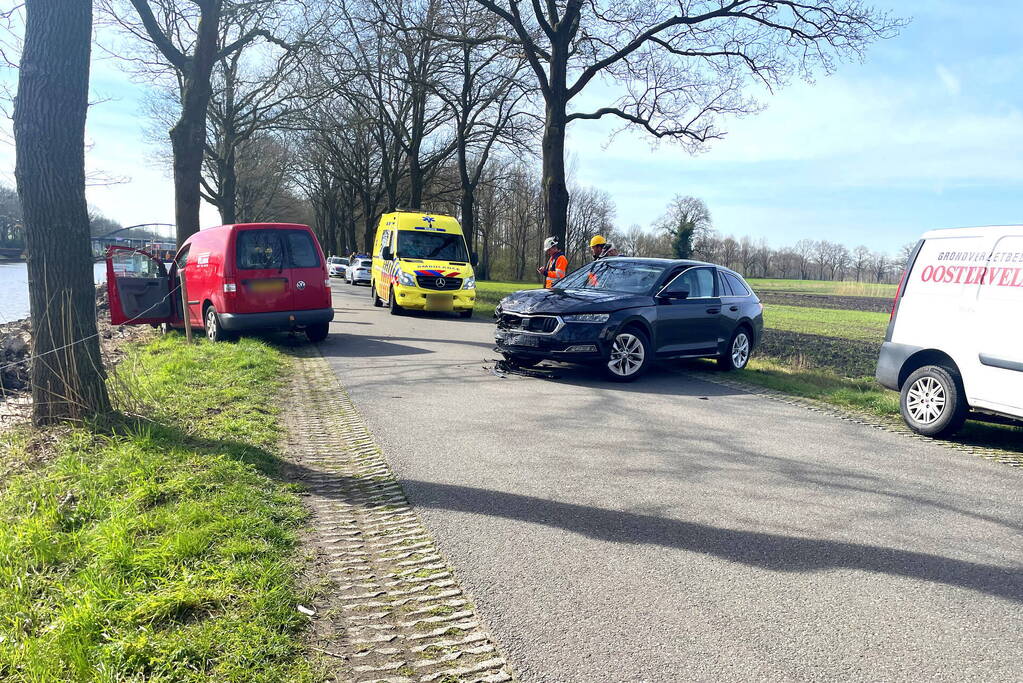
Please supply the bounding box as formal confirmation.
[936,65,961,96]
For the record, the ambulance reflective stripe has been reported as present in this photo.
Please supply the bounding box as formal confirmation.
[415,270,460,278]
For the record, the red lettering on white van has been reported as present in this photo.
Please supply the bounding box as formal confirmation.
[920,265,934,282]
[999,268,1014,286]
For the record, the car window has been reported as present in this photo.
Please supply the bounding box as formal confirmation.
[111,249,164,278]
[724,272,750,296]
[360,260,372,267]
[285,231,320,268]
[175,245,190,270]
[237,230,285,270]
[667,267,716,298]
[717,271,734,296]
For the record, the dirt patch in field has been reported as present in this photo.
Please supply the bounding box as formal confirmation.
[760,292,893,314]
[758,329,880,378]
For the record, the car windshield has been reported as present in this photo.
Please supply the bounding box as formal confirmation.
[359,260,371,268]
[328,257,343,264]
[556,260,667,294]
[397,230,468,262]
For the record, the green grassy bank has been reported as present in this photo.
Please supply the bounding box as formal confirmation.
[0,336,311,681]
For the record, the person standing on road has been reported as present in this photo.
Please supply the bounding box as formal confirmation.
[589,235,619,261]
[539,237,569,288]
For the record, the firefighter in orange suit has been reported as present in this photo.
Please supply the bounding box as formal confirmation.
[538,236,568,288]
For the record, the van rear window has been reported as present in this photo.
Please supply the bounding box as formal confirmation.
[236,229,320,270]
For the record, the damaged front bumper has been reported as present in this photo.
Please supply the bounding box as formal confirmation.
[494,314,610,362]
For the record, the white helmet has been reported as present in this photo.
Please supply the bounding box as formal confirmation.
[543,236,558,251]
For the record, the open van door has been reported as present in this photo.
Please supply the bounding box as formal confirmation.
[106,246,175,325]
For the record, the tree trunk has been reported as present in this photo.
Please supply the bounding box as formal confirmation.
[541,99,569,249]
[408,148,424,210]
[170,5,220,246]
[14,0,110,425]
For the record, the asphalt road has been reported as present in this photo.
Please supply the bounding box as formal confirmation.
[319,281,1023,682]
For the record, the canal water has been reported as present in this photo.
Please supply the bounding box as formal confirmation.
[0,262,108,324]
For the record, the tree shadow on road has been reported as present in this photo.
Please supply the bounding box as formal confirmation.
[278,456,1023,605]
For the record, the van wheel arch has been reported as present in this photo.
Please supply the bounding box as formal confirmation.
[898,349,962,390]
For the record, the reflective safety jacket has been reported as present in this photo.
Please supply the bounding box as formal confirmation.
[545,251,569,288]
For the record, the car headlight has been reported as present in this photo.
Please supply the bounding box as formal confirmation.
[563,313,610,323]
[397,270,416,286]
[462,276,476,290]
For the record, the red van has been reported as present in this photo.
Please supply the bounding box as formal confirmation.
[106,223,334,342]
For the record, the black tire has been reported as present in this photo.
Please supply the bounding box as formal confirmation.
[718,326,753,371]
[371,281,384,307]
[900,365,968,438]
[389,288,405,315]
[459,309,473,319]
[305,322,329,343]
[204,305,233,343]
[603,327,651,382]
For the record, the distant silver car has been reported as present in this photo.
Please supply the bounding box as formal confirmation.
[347,258,372,285]
[327,256,347,278]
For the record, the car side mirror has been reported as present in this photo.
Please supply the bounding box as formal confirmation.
[381,248,393,261]
[657,285,690,302]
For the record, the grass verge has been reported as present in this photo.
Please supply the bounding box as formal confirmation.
[747,277,896,298]
[764,304,888,343]
[0,335,311,681]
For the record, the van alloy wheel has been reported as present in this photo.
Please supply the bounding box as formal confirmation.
[905,376,946,424]
[608,333,645,377]
[205,306,228,342]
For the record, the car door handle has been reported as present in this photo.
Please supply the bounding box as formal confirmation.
[729,305,739,312]
[706,307,720,314]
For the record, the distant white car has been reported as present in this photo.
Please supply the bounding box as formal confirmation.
[347,258,372,285]
[327,256,347,278]
[877,225,1023,437]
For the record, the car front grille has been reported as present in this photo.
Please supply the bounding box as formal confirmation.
[498,313,559,333]
[417,276,462,290]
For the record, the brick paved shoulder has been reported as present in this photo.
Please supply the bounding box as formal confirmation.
[283,347,516,683]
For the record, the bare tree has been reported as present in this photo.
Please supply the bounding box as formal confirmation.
[460,0,901,249]
[14,0,110,424]
[103,0,293,245]
[852,245,871,282]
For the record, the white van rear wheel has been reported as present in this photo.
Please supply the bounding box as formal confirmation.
[900,365,968,438]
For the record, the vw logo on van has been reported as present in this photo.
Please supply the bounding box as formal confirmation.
[436,277,446,288]
[296,280,306,290]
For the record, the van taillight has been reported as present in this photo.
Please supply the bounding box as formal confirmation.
[889,270,906,322]
[223,282,237,293]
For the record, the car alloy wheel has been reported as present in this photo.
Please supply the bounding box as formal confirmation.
[608,332,645,378]
[731,331,750,369]
[905,376,946,424]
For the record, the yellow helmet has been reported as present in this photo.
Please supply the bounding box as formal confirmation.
[589,235,607,248]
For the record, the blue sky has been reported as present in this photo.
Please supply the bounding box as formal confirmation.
[1,0,1021,254]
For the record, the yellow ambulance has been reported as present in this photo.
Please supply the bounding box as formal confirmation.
[370,211,476,317]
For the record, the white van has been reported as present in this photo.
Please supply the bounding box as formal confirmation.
[877,225,1023,438]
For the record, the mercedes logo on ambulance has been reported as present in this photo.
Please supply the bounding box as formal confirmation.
[436,277,446,288]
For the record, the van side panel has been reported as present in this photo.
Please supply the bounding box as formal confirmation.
[971,233,1023,413]
[889,234,992,401]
